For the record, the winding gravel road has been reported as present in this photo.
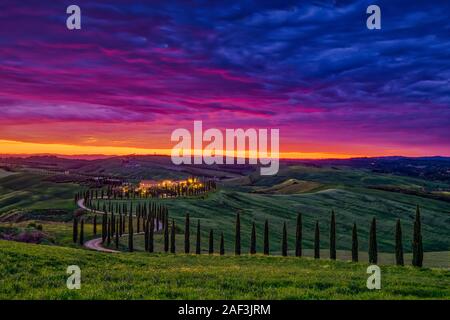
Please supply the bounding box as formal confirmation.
[78,198,162,253]
[84,237,120,253]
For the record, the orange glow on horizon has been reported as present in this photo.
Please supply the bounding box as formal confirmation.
[0,139,429,160]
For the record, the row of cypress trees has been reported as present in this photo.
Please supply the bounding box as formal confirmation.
[171,207,423,266]
[73,205,424,267]
[73,201,169,252]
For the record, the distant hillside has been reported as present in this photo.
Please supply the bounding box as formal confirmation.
[286,157,450,183]
[253,179,324,194]
[1,155,449,183]
[0,155,253,181]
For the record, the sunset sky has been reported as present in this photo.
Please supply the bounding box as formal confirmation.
[0,0,449,159]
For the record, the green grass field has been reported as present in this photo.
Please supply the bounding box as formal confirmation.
[0,164,449,300]
[0,172,78,215]
[0,240,448,300]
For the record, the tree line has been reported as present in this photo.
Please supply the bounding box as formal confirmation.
[73,202,424,267]
[74,178,216,202]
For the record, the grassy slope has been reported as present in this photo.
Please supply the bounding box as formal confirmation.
[0,172,78,214]
[0,240,449,300]
[251,164,450,190]
[0,169,17,179]
[190,165,450,253]
[95,184,450,255]
[1,165,449,255]
[252,179,324,194]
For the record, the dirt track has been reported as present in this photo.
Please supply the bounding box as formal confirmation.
[78,198,162,253]
[84,237,119,253]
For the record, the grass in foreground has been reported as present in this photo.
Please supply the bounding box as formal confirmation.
[0,240,449,300]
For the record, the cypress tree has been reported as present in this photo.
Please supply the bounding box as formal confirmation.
[137,215,140,234]
[351,222,358,262]
[148,218,154,253]
[101,213,107,243]
[164,217,169,253]
[314,221,320,259]
[220,232,225,255]
[72,217,78,243]
[107,217,111,245]
[282,222,288,256]
[412,206,423,267]
[250,222,256,254]
[128,212,133,252]
[115,220,119,250]
[196,220,201,254]
[209,229,214,254]
[170,219,176,253]
[263,219,269,255]
[111,212,115,236]
[330,210,336,260]
[369,217,377,264]
[295,212,302,257]
[144,219,149,251]
[185,213,190,254]
[79,219,84,245]
[235,213,241,255]
[156,210,160,231]
[395,219,404,266]
[93,215,97,235]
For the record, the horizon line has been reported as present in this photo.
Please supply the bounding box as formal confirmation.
[0,152,447,161]
[0,139,448,160]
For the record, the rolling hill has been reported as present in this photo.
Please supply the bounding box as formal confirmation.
[1,240,448,299]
